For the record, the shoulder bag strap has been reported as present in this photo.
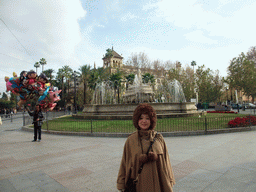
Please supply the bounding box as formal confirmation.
[134,133,158,183]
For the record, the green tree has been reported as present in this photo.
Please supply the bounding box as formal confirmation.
[34,62,40,74]
[167,66,195,102]
[142,73,155,84]
[195,65,212,103]
[247,46,256,62]
[125,73,135,89]
[96,67,110,82]
[39,58,47,72]
[0,100,15,109]
[227,52,256,102]
[167,67,182,82]
[88,69,99,90]
[195,65,223,103]
[191,60,197,72]
[43,69,55,83]
[105,48,113,58]
[1,92,8,100]
[182,66,196,102]
[212,70,224,103]
[56,66,73,107]
[109,70,123,103]
[79,64,91,105]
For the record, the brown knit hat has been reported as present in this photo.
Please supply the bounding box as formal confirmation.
[133,103,157,130]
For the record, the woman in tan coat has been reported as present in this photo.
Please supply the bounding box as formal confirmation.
[117,103,175,192]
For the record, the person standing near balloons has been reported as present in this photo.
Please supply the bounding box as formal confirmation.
[27,104,44,142]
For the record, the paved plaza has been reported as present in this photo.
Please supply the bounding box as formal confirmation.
[1,114,256,191]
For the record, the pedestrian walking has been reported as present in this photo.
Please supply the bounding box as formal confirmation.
[26,104,44,142]
[117,103,175,192]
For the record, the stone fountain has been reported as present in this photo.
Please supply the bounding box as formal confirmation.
[76,70,199,120]
[123,70,154,103]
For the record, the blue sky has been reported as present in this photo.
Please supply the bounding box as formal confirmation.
[1,0,256,94]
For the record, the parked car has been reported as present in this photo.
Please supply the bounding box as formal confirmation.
[231,103,242,109]
[246,103,256,109]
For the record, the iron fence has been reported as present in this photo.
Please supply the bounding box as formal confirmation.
[23,110,67,127]
[23,114,256,134]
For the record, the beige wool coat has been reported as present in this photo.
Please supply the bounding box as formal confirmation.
[117,130,175,192]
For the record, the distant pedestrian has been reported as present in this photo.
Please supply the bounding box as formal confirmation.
[26,104,44,142]
[13,108,17,115]
[117,103,175,192]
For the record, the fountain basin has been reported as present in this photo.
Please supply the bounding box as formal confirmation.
[75,102,200,120]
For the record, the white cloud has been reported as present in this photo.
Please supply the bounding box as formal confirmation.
[184,30,218,44]
[97,24,105,28]
[0,0,86,60]
[135,0,256,76]
[0,0,86,94]
[104,0,122,18]
[120,12,138,22]
[148,0,256,42]
[146,0,216,29]
[206,1,256,40]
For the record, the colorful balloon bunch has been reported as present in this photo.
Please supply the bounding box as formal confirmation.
[5,70,61,111]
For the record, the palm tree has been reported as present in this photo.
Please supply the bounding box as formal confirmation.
[142,73,155,84]
[88,69,99,90]
[109,69,123,103]
[56,69,65,105]
[125,73,135,89]
[56,66,73,106]
[96,67,110,82]
[191,60,197,72]
[34,62,40,74]
[39,58,47,72]
[43,69,55,83]
[191,60,197,94]
[78,64,91,105]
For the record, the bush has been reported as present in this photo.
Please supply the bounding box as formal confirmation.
[228,116,256,128]
[207,111,237,114]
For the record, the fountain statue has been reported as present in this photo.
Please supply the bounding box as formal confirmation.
[123,69,154,103]
[92,81,115,105]
[157,79,186,103]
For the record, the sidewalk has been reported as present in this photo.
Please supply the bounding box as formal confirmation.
[1,126,256,191]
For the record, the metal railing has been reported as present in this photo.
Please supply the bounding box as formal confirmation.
[22,114,256,134]
[23,110,67,127]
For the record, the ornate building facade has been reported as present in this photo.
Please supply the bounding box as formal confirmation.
[102,47,169,85]
[102,47,124,74]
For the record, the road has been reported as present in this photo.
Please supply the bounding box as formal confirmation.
[0,112,25,134]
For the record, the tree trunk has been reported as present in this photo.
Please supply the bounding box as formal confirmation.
[61,76,64,101]
[67,79,69,103]
[84,81,87,105]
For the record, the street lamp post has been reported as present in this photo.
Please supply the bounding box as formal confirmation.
[226,87,229,105]
[117,82,120,104]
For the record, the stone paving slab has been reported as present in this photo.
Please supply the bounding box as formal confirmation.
[1,125,256,191]
[0,179,17,192]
